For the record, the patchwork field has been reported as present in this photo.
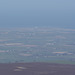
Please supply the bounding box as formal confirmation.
[0,28,75,64]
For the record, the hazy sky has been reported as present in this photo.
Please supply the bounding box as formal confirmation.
[0,0,75,28]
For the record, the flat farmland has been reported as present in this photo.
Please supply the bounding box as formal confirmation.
[0,28,75,64]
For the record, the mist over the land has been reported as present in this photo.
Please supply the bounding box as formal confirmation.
[0,0,75,28]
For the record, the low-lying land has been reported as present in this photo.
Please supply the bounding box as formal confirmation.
[0,62,75,75]
[0,28,75,63]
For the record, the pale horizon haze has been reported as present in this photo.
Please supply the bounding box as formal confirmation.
[0,0,75,28]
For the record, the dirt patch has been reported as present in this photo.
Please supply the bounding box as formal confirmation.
[0,63,75,75]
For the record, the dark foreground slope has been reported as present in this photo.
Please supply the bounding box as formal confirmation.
[0,63,75,75]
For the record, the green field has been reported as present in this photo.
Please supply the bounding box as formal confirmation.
[0,28,75,64]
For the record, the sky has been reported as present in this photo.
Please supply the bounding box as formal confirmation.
[0,0,75,28]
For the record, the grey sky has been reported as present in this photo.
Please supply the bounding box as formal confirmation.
[0,0,75,28]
